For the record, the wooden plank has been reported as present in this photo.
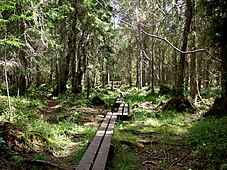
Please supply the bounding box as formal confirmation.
[92,115,117,170]
[113,112,120,116]
[76,112,112,170]
[118,103,124,115]
[123,103,129,116]
[116,97,123,103]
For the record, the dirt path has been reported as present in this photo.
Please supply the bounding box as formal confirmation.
[44,100,62,119]
[136,140,194,170]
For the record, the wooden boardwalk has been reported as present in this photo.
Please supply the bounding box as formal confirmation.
[76,97,129,170]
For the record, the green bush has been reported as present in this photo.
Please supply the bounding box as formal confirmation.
[124,91,157,106]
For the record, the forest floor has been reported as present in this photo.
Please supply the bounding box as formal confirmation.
[0,97,109,170]
[0,99,196,170]
[0,88,227,170]
[107,101,200,170]
[125,102,197,170]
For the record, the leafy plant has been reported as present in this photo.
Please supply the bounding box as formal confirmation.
[124,89,157,106]
[32,153,47,160]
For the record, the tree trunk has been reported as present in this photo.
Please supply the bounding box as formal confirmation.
[128,40,132,87]
[205,13,227,117]
[189,28,197,99]
[158,47,161,84]
[161,49,166,84]
[52,50,71,96]
[73,50,83,93]
[162,0,195,112]
[72,29,89,94]
[4,44,12,120]
[173,46,178,86]
[101,60,105,86]
[136,23,143,89]
[142,55,146,87]
[204,57,210,90]
[221,45,227,98]
[177,0,193,95]
[151,41,155,93]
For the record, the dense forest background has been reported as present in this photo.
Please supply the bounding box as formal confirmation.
[0,0,227,111]
[0,0,227,169]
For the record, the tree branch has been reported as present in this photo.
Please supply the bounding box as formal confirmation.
[141,30,222,63]
[99,0,223,63]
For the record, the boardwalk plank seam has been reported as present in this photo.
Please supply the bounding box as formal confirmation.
[76,97,129,170]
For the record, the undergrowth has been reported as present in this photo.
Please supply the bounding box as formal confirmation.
[0,86,226,169]
[0,87,119,168]
[184,116,227,169]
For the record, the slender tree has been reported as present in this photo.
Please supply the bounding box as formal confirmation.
[177,0,193,95]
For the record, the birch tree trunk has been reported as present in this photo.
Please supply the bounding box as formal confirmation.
[4,41,12,120]
[136,23,143,89]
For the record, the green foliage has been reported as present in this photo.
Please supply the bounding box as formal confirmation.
[57,93,91,107]
[0,140,24,164]
[0,92,99,161]
[198,0,227,45]
[131,108,156,120]
[124,88,157,106]
[0,102,7,113]
[0,35,24,47]
[200,86,221,99]
[107,150,140,170]
[184,116,227,169]
[98,90,119,106]
[32,153,47,160]
[109,124,141,169]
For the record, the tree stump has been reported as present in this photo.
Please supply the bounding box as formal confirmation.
[91,96,107,106]
[162,94,196,113]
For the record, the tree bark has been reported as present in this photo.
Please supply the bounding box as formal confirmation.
[72,29,89,94]
[189,27,197,99]
[136,23,143,89]
[204,57,210,90]
[4,42,12,120]
[177,0,193,95]
[161,49,166,84]
[128,39,132,87]
[151,40,155,93]
[52,51,71,96]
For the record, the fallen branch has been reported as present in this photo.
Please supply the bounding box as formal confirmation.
[24,159,68,170]
[169,152,191,167]
[142,160,158,166]
[135,149,147,156]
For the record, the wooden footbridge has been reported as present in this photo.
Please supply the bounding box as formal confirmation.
[76,97,129,170]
